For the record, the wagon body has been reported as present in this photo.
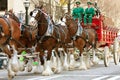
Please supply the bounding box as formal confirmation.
[82,15,120,67]
[89,15,119,47]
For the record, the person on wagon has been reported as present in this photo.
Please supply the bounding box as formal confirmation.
[72,1,84,23]
[72,1,84,35]
[84,1,95,26]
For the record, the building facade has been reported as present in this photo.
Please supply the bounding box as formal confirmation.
[0,0,69,22]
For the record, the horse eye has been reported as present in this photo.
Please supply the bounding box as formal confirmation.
[30,11,33,16]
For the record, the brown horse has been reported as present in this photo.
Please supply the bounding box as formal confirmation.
[0,15,21,80]
[4,10,20,25]
[62,13,98,69]
[2,11,38,80]
[0,16,21,58]
[4,10,37,52]
[29,7,72,75]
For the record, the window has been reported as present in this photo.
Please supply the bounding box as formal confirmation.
[0,0,7,11]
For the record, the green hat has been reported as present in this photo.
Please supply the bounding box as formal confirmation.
[76,1,81,5]
[87,1,92,5]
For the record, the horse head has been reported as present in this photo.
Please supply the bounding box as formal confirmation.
[62,13,78,37]
[29,7,49,36]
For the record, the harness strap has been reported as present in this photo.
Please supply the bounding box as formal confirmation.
[84,29,89,41]
[84,29,97,48]
[54,26,61,41]
[59,26,67,42]
[0,24,3,32]
[0,17,27,49]
[0,17,11,45]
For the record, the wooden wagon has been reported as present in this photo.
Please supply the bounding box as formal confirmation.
[83,15,120,67]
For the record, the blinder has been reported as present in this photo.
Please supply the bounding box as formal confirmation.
[30,11,33,17]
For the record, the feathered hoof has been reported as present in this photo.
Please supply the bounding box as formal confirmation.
[55,70,61,74]
[8,75,14,80]
[55,67,62,74]
[92,61,99,65]
[69,65,75,71]
[52,67,57,73]
[79,63,87,70]
[63,66,69,71]
[11,64,19,72]
[86,64,91,69]
[92,56,99,65]
[79,66,87,70]
[32,66,40,74]
[42,69,53,76]
[19,67,25,71]
[8,71,15,80]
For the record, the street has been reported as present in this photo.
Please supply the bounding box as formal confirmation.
[0,60,120,80]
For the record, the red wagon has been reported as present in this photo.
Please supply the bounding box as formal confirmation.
[83,15,120,67]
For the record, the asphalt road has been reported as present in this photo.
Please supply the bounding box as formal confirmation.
[0,60,120,80]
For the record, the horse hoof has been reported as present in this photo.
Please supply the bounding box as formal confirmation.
[52,67,57,72]
[8,75,14,80]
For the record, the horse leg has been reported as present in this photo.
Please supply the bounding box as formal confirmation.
[51,49,62,73]
[10,45,20,72]
[2,45,17,79]
[31,51,44,73]
[58,48,64,65]
[25,57,32,72]
[55,49,63,73]
[60,47,69,71]
[9,40,23,72]
[68,48,77,71]
[2,45,12,58]
[92,48,99,65]
[85,51,93,69]
[8,58,16,80]
[42,50,53,76]
[50,49,57,72]
[78,49,87,70]
[31,52,43,74]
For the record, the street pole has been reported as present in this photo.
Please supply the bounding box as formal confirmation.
[68,0,70,14]
[25,7,28,25]
[49,0,51,14]
[23,0,30,25]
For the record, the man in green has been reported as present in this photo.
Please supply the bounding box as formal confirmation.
[72,1,84,22]
[84,1,95,26]
[72,1,84,36]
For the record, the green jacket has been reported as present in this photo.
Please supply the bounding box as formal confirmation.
[85,7,95,16]
[72,7,84,21]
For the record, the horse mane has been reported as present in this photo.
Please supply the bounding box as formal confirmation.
[36,9,48,36]
[5,11,20,24]
[64,14,78,37]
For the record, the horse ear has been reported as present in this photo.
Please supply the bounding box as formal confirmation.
[30,11,33,16]
[40,5,43,9]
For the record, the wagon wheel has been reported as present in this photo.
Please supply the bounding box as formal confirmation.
[104,46,110,67]
[113,38,120,65]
